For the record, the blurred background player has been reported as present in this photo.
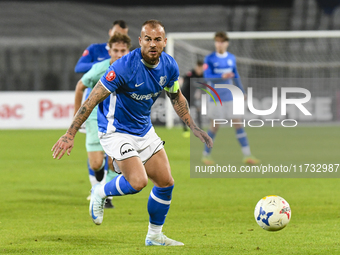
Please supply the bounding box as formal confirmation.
[180,60,204,137]
[74,33,131,208]
[74,20,129,73]
[74,20,129,207]
[202,31,260,165]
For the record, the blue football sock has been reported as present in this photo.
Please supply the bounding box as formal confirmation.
[88,158,100,187]
[104,154,109,170]
[88,159,95,178]
[236,127,251,156]
[104,175,140,196]
[204,130,216,155]
[147,185,174,225]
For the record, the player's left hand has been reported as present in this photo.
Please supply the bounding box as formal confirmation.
[192,128,213,148]
[222,72,235,79]
[51,133,74,159]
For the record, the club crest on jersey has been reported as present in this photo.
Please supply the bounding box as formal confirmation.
[228,59,233,66]
[159,76,167,86]
[106,71,116,81]
[82,49,89,57]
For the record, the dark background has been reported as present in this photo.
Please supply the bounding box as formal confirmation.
[0,0,339,91]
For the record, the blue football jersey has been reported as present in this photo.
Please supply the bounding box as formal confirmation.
[98,48,180,137]
[75,43,110,105]
[204,51,244,102]
[75,43,110,73]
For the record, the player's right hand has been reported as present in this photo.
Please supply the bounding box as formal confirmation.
[51,133,74,159]
[222,72,234,79]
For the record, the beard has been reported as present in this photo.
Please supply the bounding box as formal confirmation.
[142,49,161,65]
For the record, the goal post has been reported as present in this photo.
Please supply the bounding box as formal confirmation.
[165,30,340,128]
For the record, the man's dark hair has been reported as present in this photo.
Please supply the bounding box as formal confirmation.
[214,31,229,42]
[108,33,132,49]
[196,59,204,66]
[113,20,127,29]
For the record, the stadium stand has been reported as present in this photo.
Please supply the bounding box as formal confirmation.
[0,0,339,91]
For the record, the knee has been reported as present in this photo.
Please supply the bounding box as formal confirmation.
[168,176,175,186]
[233,119,243,130]
[166,177,174,187]
[210,125,219,133]
[158,176,174,188]
[129,175,148,191]
[90,159,104,171]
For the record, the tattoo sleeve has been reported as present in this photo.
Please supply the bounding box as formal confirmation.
[166,90,198,130]
[68,81,110,137]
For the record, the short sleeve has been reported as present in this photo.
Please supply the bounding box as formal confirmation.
[81,67,96,88]
[164,57,180,93]
[100,57,127,92]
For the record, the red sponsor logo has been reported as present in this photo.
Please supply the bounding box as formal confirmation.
[39,100,74,118]
[82,49,89,57]
[0,104,23,119]
[106,70,116,81]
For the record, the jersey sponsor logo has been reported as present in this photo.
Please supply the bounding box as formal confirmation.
[120,143,135,156]
[135,82,144,87]
[82,49,89,57]
[131,91,162,101]
[214,68,232,74]
[106,71,116,81]
[159,76,167,86]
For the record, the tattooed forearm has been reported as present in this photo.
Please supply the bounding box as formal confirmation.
[167,90,199,130]
[67,81,110,137]
[174,99,189,119]
[68,103,92,136]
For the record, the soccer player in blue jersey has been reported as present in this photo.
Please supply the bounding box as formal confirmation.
[73,33,131,208]
[74,20,128,73]
[202,31,260,165]
[52,20,213,246]
[74,20,128,203]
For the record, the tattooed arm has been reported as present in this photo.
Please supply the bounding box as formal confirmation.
[52,81,110,159]
[166,90,213,148]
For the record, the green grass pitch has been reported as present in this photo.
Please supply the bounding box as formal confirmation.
[0,126,339,254]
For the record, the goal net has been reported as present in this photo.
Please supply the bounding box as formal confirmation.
[165,31,340,128]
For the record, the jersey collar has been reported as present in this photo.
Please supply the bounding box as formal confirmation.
[216,52,228,58]
[141,58,160,69]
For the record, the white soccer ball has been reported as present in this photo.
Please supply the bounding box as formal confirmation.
[254,195,291,231]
